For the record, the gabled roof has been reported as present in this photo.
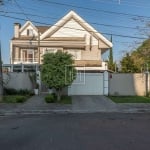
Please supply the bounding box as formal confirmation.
[19,21,50,35]
[20,21,38,33]
[40,10,113,48]
[36,26,50,33]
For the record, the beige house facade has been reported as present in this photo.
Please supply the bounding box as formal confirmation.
[10,11,113,95]
[10,11,112,71]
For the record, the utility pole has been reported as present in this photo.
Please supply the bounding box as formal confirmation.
[115,61,117,73]
[38,31,40,65]
[37,30,41,95]
[0,40,3,102]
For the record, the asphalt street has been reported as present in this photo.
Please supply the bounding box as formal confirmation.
[0,113,150,150]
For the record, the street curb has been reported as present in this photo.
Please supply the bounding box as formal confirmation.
[1,108,150,116]
[0,110,71,116]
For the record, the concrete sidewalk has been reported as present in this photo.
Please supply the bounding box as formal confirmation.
[0,95,150,115]
[0,95,72,115]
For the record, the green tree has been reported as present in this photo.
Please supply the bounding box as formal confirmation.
[41,51,76,101]
[131,39,150,72]
[121,53,138,73]
[108,35,115,71]
[120,39,150,73]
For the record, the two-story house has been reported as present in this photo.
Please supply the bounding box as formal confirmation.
[10,11,112,95]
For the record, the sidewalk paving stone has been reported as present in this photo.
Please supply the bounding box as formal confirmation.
[1,94,150,115]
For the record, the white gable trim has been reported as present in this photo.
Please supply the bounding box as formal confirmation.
[20,21,38,33]
[40,11,113,48]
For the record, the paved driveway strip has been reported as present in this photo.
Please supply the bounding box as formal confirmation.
[72,95,118,113]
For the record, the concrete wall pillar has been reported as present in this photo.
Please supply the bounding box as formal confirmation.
[15,47,20,62]
[103,71,108,95]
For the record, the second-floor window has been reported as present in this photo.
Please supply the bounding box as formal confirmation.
[44,48,58,54]
[22,49,34,62]
[27,29,33,36]
[67,50,81,60]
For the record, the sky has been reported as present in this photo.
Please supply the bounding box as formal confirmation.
[0,0,150,64]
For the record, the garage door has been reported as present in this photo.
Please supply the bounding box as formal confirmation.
[68,73,104,95]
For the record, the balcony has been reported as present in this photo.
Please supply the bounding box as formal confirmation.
[74,60,102,67]
[13,58,38,64]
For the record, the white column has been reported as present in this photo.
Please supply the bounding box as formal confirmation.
[10,41,13,64]
[20,49,22,63]
[10,64,13,72]
[103,71,109,95]
[16,47,19,62]
[27,50,28,63]
[33,50,34,63]
[21,64,24,72]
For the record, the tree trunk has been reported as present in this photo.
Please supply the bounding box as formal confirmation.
[56,88,62,102]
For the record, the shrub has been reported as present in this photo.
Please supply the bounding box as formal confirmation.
[4,88,33,96]
[45,94,56,103]
[146,91,150,97]
[16,96,26,103]
[4,88,18,95]
[3,95,27,103]
[52,93,57,100]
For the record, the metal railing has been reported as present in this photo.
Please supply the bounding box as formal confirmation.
[13,58,38,64]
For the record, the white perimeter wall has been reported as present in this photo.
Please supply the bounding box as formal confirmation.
[109,73,150,96]
[3,72,32,90]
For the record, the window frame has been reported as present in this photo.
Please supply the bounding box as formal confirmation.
[27,29,33,36]
[66,49,81,60]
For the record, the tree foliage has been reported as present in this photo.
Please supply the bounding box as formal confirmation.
[132,39,150,70]
[120,39,150,73]
[41,51,76,101]
[120,53,138,73]
[108,47,115,71]
[108,35,115,71]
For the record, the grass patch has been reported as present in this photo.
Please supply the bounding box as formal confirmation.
[2,95,30,103]
[109,96,150,103]
[45,94,72,104]
[0,88,34,103]
[58,95,72,104]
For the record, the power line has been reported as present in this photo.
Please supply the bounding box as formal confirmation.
[0,13,147,40]
[5,0,150,29]
[13,0,150,31]
[34,0,150,19]
[0,10,146,31]
[118,0,150,8]
[94,0,150,9]
[14,2,134,24]
[13,0,29,20]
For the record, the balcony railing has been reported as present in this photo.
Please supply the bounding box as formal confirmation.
[13,58,39,64]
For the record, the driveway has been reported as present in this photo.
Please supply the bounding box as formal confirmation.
[72,95,118,112]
